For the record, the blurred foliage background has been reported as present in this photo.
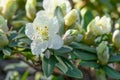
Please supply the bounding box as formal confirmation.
[0,0,120,80]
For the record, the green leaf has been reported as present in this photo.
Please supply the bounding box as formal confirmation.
[0,52,4,60]
[64,58,83,79]
[13,33,26,40]
[2,47,12,56]
[103,66,120,79]
[76,10,82,24]
[9,41,18,47]
[19,38,32,45]
[108,54,120,63]
[54,6,64,36]
[57,57,83,79]
[54,46,73,56]
[80,61,99,68]
[82,9,94,30]
[42,55,58,77]
[55,56,68,73]
[70,42,96,53]
[73,50,97,60]
[21,70,29,80]
[8,31,17,40]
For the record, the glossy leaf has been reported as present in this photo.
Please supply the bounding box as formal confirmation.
[103,66,120,79]
[42,55,58,77]
[73,50,97,60]
[54,46,73,56]
[108,54,120,63]
[70,42,96,53]
[57,57,83,79]
[80,61,99,68]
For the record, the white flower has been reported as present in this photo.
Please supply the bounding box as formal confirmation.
[87,16,111,36]
[25,11,63,55]
[43,0,71,17]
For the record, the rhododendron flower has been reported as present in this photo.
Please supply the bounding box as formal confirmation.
[25,12,63,55]
[87,16,111,36]
[43,0,71,17]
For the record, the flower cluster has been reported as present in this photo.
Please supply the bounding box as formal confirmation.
[25,0,73,55]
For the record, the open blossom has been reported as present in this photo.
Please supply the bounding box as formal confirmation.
[43,0,71,17]
[87,16,111,36]
[25,11,63,55]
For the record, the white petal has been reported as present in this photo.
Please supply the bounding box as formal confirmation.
[49,17,59,35]
[31,40,48,55]
[36,10,47,17]
[25,23,35,40]
[43,0,56,12]
[48,34,63,49]
[33,15,51,28]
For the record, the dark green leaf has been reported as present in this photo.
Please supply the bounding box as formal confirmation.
[19,38,32,45]
[82,9,94,30]
[73,50,97,60]
[54,6,64,36]
[9,41,18,47]
[2,47,12,56]
[42,55,58,77]
[54,46,73,56]
[80,61,99,68]
[8,32,17,40]
[55,56,68,73]
[108,54,120,63]
[0,52,4,60]
[56,57,83,79]
[13,33,26,40]
[103,66,120,79]
[70,42,96,53]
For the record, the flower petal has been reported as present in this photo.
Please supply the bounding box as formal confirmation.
[36,10,47,17]
[43,0,56,12]
[33,14,50,28]
[25,23,35,40]
[31,40,48,55]
[49,17,59,35]
[48,34,63,49]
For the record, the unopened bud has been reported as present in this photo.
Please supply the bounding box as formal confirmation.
[25,0,36,20]
[0,29,9,47]
[63,29,79,44]
[64,9,77,26]
[0,15,8,32]
[112,30,120,49]
[97,41,109,65]
[1,0,18,21]
[83,31,96,45]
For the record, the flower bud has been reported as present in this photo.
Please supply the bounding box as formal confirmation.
[1,0,18,21]
[87,16,111,36]
[112,30,120,49]
[63,29,79,44]
[97,41,109,65]
[64,9,77,26]
[25,0,36,20]
[83,31,96,45]
[0,15,8,32]
[0,29,9,47]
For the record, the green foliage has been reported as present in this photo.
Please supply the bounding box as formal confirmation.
[42,56,58,77]
[0,0,120,80]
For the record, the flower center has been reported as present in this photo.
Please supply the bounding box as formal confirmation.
[36,26,49,41]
